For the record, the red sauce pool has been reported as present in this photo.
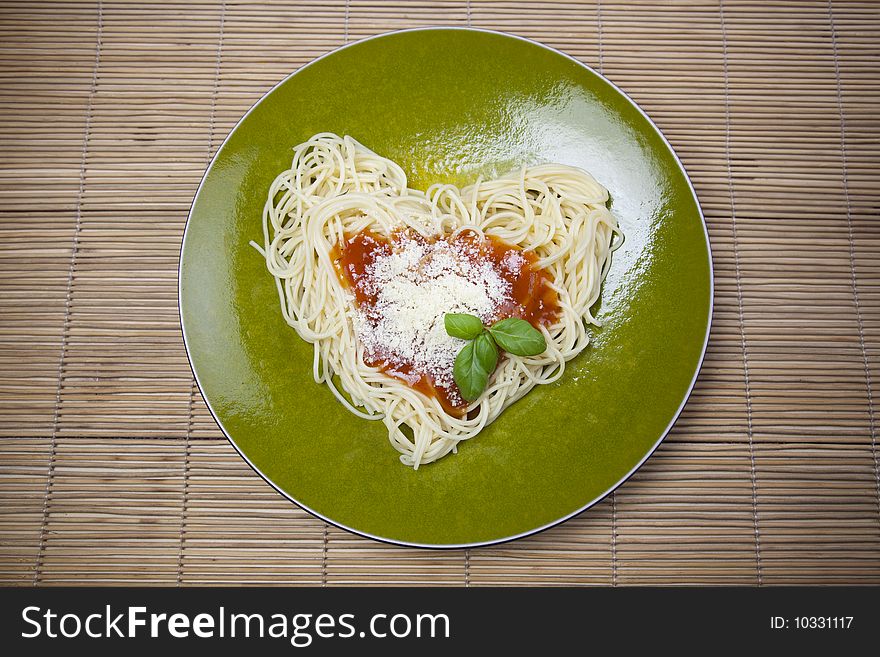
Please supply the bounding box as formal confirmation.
[331,229,559,415]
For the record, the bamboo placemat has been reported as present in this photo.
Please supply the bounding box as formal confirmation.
[1,0,878,586]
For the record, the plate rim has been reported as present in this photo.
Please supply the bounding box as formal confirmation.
[178,26,715,549]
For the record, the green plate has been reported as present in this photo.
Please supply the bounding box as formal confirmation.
[179,28,712,548]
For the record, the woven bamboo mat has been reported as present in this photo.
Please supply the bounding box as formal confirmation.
[1,0,878,586]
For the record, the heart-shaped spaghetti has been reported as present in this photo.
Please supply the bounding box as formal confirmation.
[252,133,620,468]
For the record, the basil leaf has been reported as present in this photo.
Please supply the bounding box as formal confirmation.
[488,318,547,357]
[473,330,499,374]
[444,313,484,340]
[453,340,489,402]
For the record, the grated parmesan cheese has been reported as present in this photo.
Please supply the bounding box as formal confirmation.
[352,234,513,401]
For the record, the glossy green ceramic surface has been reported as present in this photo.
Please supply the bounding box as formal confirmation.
[180,28,712,547]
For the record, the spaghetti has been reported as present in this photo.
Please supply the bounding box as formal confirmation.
[253,133,620,468]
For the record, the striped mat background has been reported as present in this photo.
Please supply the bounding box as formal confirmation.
[0,0,878,585]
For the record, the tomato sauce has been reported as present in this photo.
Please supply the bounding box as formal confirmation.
[331,229,559,414]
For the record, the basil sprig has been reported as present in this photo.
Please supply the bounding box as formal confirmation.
[446,313,546,402]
